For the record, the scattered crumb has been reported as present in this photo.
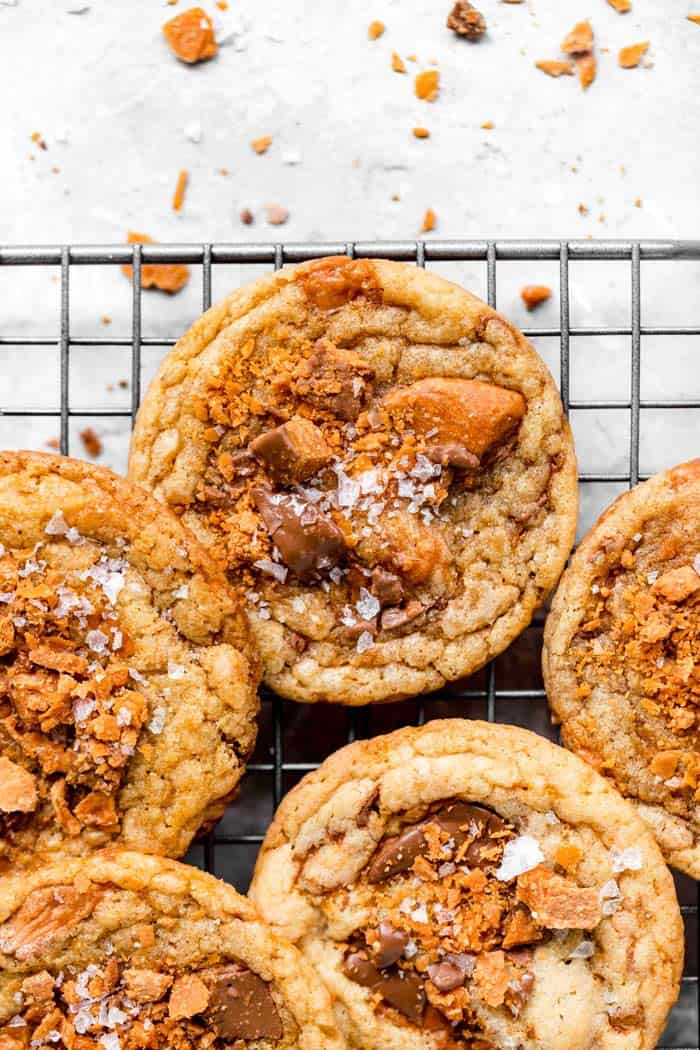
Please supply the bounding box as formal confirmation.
[251,135,272,154]
[392,52,406,73]
[413,126,430,138]
[447,0,487,40]
[415,70,440,101]
[218,167,229,176]
[184,120,202,143]
[46,438,60,451]
[576,52,596,89]
[521,285,552,310]
[216,0,228,8]
[282,149,301,165]
[578,203,590,215]
[240,207,254,225]
[407,54,418,61]
[501,0,524,3]
[607,0,631,10]
[535,59,574,76]
[480,120,494,129]
[121,233,190,294]
[172,169,188,212]
[31,131,47,151]
[119,379,129,389]
[561,20,593,54]
[391,193,400,201]
[598,213,607,223]
[618,41,649,67]
[688,14,700,23]
[421,207,437,233]
[634,198,642,207]
[265,203,289,225]
[368,20,385,39]
[51,166,61,174]
[80,427,102,458]
[162,7,217,64]
[101,315,111,325]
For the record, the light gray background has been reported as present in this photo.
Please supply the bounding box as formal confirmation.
[1,3,699,1039]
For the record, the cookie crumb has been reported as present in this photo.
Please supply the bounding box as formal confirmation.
[415,70,440,101]
[535,59,574,76]
[561,20,593,54]
[688,13,700,23]
[122,233,190,294]
[265,203,289,226]
[520,285,551,310]
[172,169,188,212]
[46,437,60,451]
[240,207,254,225]
[578,203,589,215]
[634,198,642,208]
[392,52,406,73]
[608,0,631,9]
[618,41,649,67]
[368,20,385,39]
[447,1,486,40]
[251,135,272,154]
[162,7,217,64]
[413,126,430,138]
[31,131,47,151]
[80,427,102,458]
[421,208,437,233]
[481,120,494,129]
[102,315,111,325]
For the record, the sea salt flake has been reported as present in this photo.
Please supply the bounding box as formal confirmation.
[100,1035,120,1050]
[167,661,186,680]
[184,120,202,144]
[86,629,109,654]
[356,631,375,654]
[647,570,659,584]
[0,592,14,603]
[600,879,623,914]
[568,940,595,959]
[292,596,306,612]
[694,554,700,577]
[66,527,82,544]
[148,706,166,735]
[495,835,545,881]
[173,584,189,600]
[610,846,643,873]
[116,707,132,727]
[45,509,68,535]
[73,698,95,723]
[403,939,418,959]
[128,668,147,685]
[335,469,361,509]
[254,558,288,584]
[356,587,380,621]
[103,572,125,605]
[282,149,301,165]
[257,605,271,620]
[410,903,429,923]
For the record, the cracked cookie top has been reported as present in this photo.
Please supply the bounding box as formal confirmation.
[129,257,577,705]
[249,719,682,1050]
[0,851,346,1050]
[0,452,260,868]
[544,459,700,878]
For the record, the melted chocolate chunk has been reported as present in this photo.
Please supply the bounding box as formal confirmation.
[380,601,425,632]
[342,952,426,1024]
[366,802,507,883]
[204,964,283,1041]
[374,921,409,968]
[427,958,468,993]
[291,340,375,421]
[425,441,480,472]
[370,567,405,607]
[249,417,331,485]
[253,488,346,580]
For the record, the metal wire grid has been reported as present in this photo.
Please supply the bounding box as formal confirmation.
[2,238,699,1048]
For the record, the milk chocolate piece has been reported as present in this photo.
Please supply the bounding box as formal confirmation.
[371,567,405,607]
[253,488,346,579]
[342,953,426,1024]
[425,442,480,471]
[250,417,332,485]
[380,601,425,632]
[291,340,374,421]
[205,964,283,1041]
[374,922,409,968]
[366,802,507,882]
[427,959,468,993]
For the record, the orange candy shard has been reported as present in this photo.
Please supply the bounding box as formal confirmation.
[122,233,190,295]
[162,7,217,64]
[415,70,440,101]
[618,41,649,67]
[535,59,574,77]
[521,285,552,310]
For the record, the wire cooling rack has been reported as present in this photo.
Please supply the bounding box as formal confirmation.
[2,239,699,1048]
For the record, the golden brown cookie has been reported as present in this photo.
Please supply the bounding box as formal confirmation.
[129,257,577,705]
[249,719,682,1050]
[0,451,260,868]
[0,850,346,1050]
[544,460,700,877]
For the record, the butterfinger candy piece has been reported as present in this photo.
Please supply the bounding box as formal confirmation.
[122,233,190,294]
[521,285,552,310]
[253,488,346,579]
[291,340,375,421]
[536,60,575,77]
[651,565,700,603]
[0,758,38,814]
[250,417,332,484]
[383,377,526,464]
[619,41,649,67]
[162,7,217,64]
[561,20,593,54]
[516,866,602,929]
[0,885,103,961]
[205,964,283,1040]
[168,973,210,1019]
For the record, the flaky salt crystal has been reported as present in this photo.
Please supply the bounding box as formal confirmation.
[495,835,544,881]
[45,509,68,535]
[148,706,166,735]
[254,559,288,584]
[356,631,375,654]
[167,661,186,680]
[86,629,109,654]
[568,940,595,959]
[356,588,380,621]
[173,584,189,599]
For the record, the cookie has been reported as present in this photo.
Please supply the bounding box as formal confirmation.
[0,451,260,868]
[129,256,577,705]
[544,460,700,878]
[0,850,346,1050]
[249,719,682,1050]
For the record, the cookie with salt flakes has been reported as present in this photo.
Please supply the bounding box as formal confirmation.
[544,460,700,878]
[250,719,682,1050]
[129,256,577,705]
[0,451,259,868]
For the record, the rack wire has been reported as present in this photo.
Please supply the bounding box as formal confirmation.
[2,239,699,1049]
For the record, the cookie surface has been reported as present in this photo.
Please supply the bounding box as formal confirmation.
[0,850,346,1050]
[129,257,577,705]
[249,719,682,1050]
[0,451,260,868]
[544,460,700,878]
